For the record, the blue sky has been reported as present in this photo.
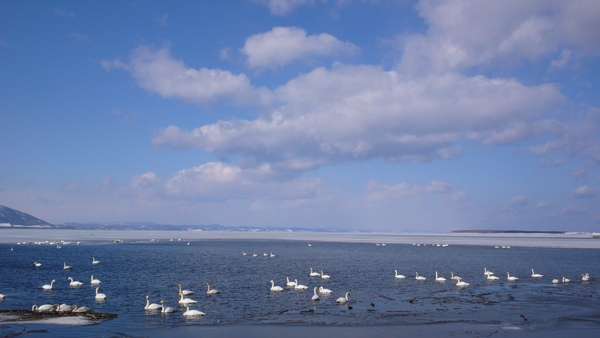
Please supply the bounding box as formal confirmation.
[1,0,599,232]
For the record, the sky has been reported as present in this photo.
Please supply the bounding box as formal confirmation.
[1,0,599,232]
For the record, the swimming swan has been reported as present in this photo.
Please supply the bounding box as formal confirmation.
[309,268,321,277]
[178,293,197,304]
[178,284,194,295]
[582,273,590,281]
[312,287,320,301]
[507,272,519,281]
[483,268,494,276]
[206,283,220,294]
[531,269,544,278]
[319,286,332,294]
[95,287,107,300]
[450,272,461,280]
[320,270,331,279]
[183,306,205,316]
[456,277,470,287]
[33,262,42,267]
[562,277,570,283]
[42,280,56,290]
[68,277,83,287]
[145,295,162,310]
[487,274,500,280]
[552,278,560,284]
[270,280,284,292]
[394,270,406,279]
[336,292,350,304]
[63,262,72,270]
[286,277,297,287]
[294,279,308,290]
[92,257,101,265]
[415,272,426,281]
[435,271,446,282]
[90,275,102,285]
[160,301,173,313]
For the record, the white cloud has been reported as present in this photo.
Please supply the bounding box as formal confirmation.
[257,0,318,16]
[572,185,599,198]
[503,195,529,211]
[365,180,455,202]
[101,46,272,106]
[242,26,358,69]
[153,65,562,171]
[551,205,587,217]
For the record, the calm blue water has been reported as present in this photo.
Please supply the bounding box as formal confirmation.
[1,240,600,337]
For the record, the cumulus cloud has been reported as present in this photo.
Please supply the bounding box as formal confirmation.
[400,0,600,75]
[153,65,561,171]
[503,196,529,211]
[242,26,358,69]
[572,185,599,198]
[257,0,319,16]
[101,46,272,106]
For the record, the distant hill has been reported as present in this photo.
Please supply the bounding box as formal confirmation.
[452,230,566,234]
[0,205,54,227]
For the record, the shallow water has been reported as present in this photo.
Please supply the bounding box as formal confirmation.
[1,237,600,337]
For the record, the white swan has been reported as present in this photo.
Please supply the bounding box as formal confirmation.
[270,280,284,292]
[456,277,470,287]
[90,275,101,285]
[92,257,101,265]
[145,295,162,310]
[487,274,500,280]
[72,305,92,313]
[32,304,56,312]
[450,272,461,280]
[178,284,194,295]
[270,252,276,257]
[42,279,56,290]
[252,253,258,257]
[57,303,76,312]
[286,277,297,287]
[435,271,446,282]
[242,251,247,256]
[582,273,590,281]
[63,262,72,270]
[68,277,83,287]
[336,292,350,304]
[206,283,220,294]
[415,272,426,281]
[183,306,205,316]
[0,293,5,299]
[178,293,197,304]
[483,268,494,276]
[531,269,544,278]
[552,278,560,284]
[160,301,174,313]
[33,262,42,267]
[507,272,519,281]
[320,270,331,279]
[394,270,406,279]
[95,287,107,300]
[294,279,308,290]
[312,287,320,301]
[263,252,268,256]
[309,268,321,277]
[562,277,570,283]
[319,286,332,294]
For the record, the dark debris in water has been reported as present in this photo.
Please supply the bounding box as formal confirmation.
[0,309,118,323]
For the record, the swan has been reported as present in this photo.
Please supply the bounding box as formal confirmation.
[32,304,56,312]
[320,270,330,279]
[435,271,446,282]
[487,274,500,280]
[582,273,590,281]
[450,272,461,280]
[319,286,332,294]
[33,262,42,267]
[160,301,174,313]
[57,303,76,312]
[309,268,321,277]
[92,257,101,265]
[312,287,320,301]
[270,280,284,292]
[294,279,308,290]
[483,268,494,276]
[42,280,56,290]
[552,278,560,284]
[63,262,72,270]
[206,283,220,294]
[562,277,570,283]
[242,251,247,256]
[308,243,312,246]
[531,269,544,278]
[72,305,92,313]
[90,275,101,285]
[270,252,276,257]
[286,277,297,287]
[178,293,197,304]
[456,277,470,287]
[263,252,268,256]
[145,295,162,310]
[95,287,107,300]
[68,277,83,287]
[336,292,350,304]
[394,270,406,279]
[183,306,205,316]
[0,293,5,299]
[252,253,258,257]
[415,272,426,281]
[178,284,194,295]
[507,272,519,281]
